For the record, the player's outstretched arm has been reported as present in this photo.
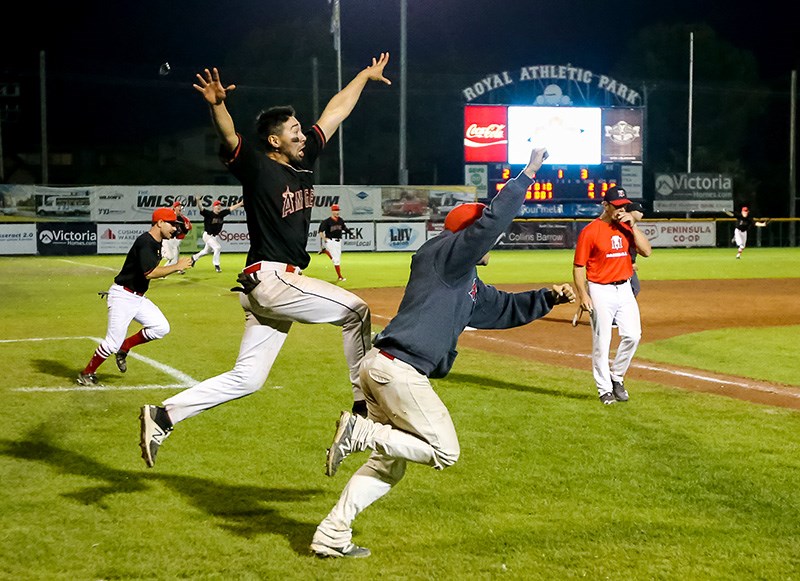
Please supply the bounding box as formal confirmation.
[316,52,391,140]
[193,67,239,153]
[228,200,244,212]
[522,147,549,179]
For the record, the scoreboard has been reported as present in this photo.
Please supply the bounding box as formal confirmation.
[487,163,622,203]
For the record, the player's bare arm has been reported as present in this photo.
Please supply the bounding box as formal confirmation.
[316,52,391,140]
[147,256,194,279]
[194,67,239,152]
[228,200,244,212]
[630,224,652,257]
[572,265,593,313]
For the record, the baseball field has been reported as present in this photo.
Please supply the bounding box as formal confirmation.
[1,247,799,579]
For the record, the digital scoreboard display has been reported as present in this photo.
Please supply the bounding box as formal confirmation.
[487,163,621,203]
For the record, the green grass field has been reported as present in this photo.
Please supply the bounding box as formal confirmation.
[1,248,799,580]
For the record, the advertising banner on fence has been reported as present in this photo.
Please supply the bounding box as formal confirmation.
[653,173,733,213]
[0,223,37,254]
[637,221,716,247]
[36,222,97,255]
[97,224,151,254]
[496,221,575,249]
[306,222,376,253]
[375,222,427,252]
[93,185,245,222]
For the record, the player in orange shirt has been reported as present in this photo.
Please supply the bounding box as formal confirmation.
[572,186,652,405]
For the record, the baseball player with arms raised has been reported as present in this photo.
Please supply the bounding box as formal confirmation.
[161,201,192,271]
[309,147,576,559]
[138,53,391,468]
[728,205,767,259]
[318,203,353,281]
[77,208,194,386]
[572,186,652,405]
[191,198,244,272]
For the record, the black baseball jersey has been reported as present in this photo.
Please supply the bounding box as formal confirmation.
[113,231,163,294]
[735,215,753,232]
[199,208,231,236]
[224,126,325,269]
[319,216,353,240]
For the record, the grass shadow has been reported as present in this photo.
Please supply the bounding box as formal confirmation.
[443,371,591,401]
[32,358,85,381]
[0,426,321,555]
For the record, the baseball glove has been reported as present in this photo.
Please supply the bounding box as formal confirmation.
[230,272,261,295]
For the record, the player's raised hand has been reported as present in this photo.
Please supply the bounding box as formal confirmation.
[523,147,549,178]
[363,52,392,85]
[193,67,237,106]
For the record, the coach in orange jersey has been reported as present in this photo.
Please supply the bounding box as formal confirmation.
[572,186,652,405]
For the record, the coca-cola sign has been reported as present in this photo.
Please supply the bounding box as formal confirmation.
[464,105,508,162]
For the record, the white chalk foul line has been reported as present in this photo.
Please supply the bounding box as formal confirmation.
[3,336,197,392]
[460,333,800,399]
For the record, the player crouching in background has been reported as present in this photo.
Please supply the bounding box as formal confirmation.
[77,208,194,386]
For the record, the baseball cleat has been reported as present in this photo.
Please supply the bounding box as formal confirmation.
[76,372,101,387]
[611,380,629,402]
[215,265,222,273]
[115,350,128,373]
[326,410,355,477]
[599,392,616,405]
[139,405,173,468]
[310,542,371,559]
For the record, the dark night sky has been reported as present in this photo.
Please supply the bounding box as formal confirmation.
[7,0,799,81]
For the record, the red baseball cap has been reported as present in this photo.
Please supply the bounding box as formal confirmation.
[331,204,340,211]
[212,200,222,207]
[172,200,183,208]
[444,202,486,233]
[741,206,749,212]
[152,208,177,223]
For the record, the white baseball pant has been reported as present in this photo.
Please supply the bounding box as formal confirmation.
[312,347,460,549]
[194,232,222,266]
[734,229,747,251]
[163,262,371,424]
[323,238,343,265]
[587,280,641,396]
[96,284,170,357]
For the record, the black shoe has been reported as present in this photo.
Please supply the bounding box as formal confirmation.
[215,265,222,273]
[115,351,128,373]
[599,392,616,405]
[351,399,368,418]
[611,380,629,402]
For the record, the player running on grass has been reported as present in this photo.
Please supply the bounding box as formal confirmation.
[138,53,391,468]
[309,147,576,559]
[77,208,194,386]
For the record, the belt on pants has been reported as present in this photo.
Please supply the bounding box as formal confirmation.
[122,286,144,296]
[378,349,427,376]
[607,279,630,286]
[243,261,300,275]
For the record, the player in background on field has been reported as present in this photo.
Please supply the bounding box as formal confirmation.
[727,206,767,259]
[309,147,576,559]
[318,204,353,281]
[138,53,391,469]
[77,208,194,386]
[572,186,652,405]
[191,198,244,272]
[161,200,192,273]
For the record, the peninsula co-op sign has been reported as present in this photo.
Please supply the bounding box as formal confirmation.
[462,64,641,105]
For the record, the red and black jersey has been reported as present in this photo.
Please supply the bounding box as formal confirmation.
[319,216,353,240]
[174,215,192,240]
[224,127,325,269]
[113,232,163,294]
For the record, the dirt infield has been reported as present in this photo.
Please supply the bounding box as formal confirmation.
[356,279,800,410]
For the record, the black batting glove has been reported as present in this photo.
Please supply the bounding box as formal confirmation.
[230,272,261,295]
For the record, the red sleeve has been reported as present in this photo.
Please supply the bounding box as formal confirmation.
[573,223,594,267]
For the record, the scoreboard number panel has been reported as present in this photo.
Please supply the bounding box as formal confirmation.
[488,163,623,204]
